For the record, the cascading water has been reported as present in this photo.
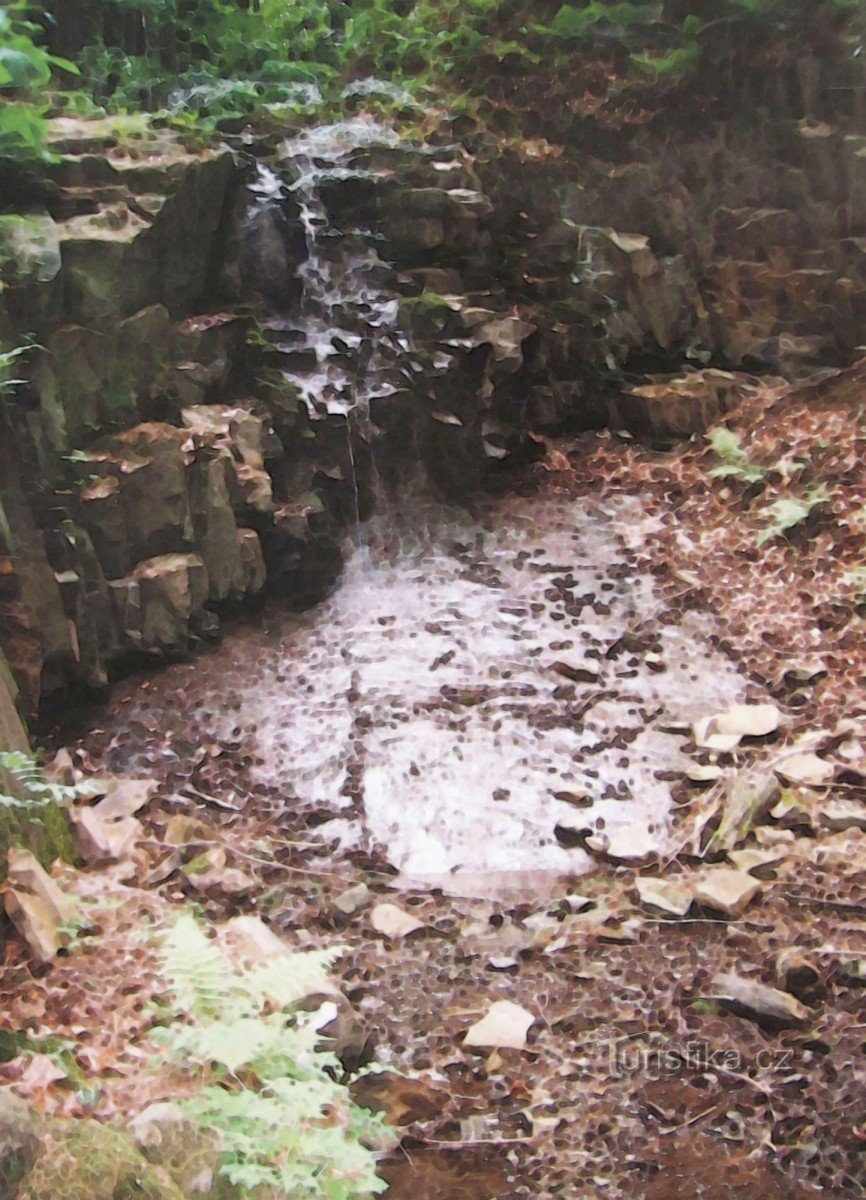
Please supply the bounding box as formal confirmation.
[249,119,416,536]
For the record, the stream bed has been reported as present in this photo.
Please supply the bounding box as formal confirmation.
[75,485,746,896]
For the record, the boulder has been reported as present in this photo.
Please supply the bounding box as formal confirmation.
[332,883,372,917]
[236,530,267,596]
[0,448,76,693]
[634,877,693,917]
[33,324,131,451]
[609,369,757,440]
[188,454,246,603]
[69,806,141,867]
[78,423,193,579]
[116,304,173,418]
[50,523,120,691]
[3,850,78,963]
[56,147,236,324]
[0,1090,41,1200]
[181,406,274,517]
[171,312,249,398]
[0,654,28,756]
[693,869,762,918]
[710,972,811,1027]
[130,1103,222,1197]
[0,212,61,288]
[109,553,209,653]
[90,776,157,821]
[0,673,74,877]
[21,1118,185,1200]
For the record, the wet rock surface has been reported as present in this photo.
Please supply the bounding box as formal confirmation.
[70,487,747,892]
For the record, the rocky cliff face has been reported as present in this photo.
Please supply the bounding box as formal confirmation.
[0,118,344,712]
[1,88,865,714]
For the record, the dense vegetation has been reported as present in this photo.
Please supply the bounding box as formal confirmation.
[1,0,863,163]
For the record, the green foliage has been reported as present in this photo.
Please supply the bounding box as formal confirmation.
[0,343,30,397]
[10,0,862,129]
[544,2,654,41]
[630,42,701,77]
[158,913,387,1200]
[707,428,832,546]
[0,749,80,813]
[707,428,768,485]
[0,3,77,160]
[756,483,831,545]
[0,750,76,874]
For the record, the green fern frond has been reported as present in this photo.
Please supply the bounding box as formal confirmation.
[160,913,236,1021]
[0,750,82,812]
[756,483,831,545]
[157,912,385,1199]
[242,946,344,1011]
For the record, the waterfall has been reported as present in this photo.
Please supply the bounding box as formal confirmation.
[247,119,415,539]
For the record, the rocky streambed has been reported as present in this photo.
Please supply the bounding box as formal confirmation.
[29,382,866,1200]
[70,484,748,893]
[4,81,866,1198]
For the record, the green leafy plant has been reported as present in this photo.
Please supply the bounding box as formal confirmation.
[630,42,701,76]
[0,3,78,160]
[707,427,768,485]
[0,344,30,398]
[543,2,654,41]
[756,483,831,545]
[27,0,864,126]
[0,750,81,815]
[157,913,387,1200]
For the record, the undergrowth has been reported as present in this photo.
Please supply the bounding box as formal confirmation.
[157,913,388,1200]
[707,427,833,546]
[1,0,863,159]
[0,750,80,815]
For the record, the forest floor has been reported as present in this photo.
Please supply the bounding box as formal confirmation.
[5,363,866,1199]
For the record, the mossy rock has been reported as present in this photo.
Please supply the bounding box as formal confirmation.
[398,293,456,338]
[0,653,73,880]
[21,1120,185,1200]
[0,212,61,287]
[0,1089,41,1200]
[0,800,74,881]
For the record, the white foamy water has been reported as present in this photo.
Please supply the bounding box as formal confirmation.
[265,119,404,420]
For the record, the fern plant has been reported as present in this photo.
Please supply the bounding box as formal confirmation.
[0,344,31,398]
[157,914,387,1200]
[0,750,81,815]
